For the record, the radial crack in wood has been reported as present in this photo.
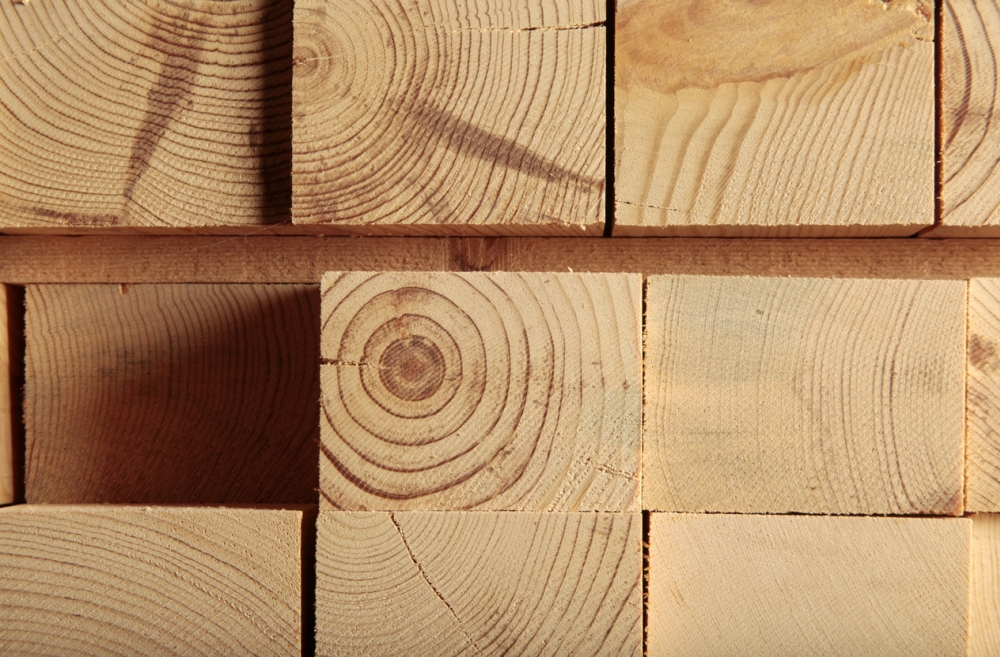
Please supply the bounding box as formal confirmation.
[615,0,933,236]
[969,279,1000,511]
[0,0,293,230]
[648,513,970,657]
[24,284,320,504]
[937,0,1000,236]
[319,271,641,511]
[0,505,311,656]
[292,0,606,235]
[316,511,642,657]
[643,276,966,515]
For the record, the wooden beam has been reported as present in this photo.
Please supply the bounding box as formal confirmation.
[615,0,934,236]
[292,0,605,235]
[0,286,12,505]
[316,511,641,656]
[5,237,1000,283]
[0,0,292,230]
[24,284,319,504]
[936,1,1000,237]
[643,276,966,515]
[972,514,1000,657]
[970,279,1000,512]
[648,513,971,657]
[0,505,313,656]
[319,271,641,511]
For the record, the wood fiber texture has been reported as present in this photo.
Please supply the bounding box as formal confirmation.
[292,0,606,235]
[971,514,1000,657]
[939,0,1000,236]
[970,280,1000,511]
[316,511,641,657]
[648,513,971,657]
[319,271,641,511]
[615,0,934,236]
[0,0,292,230]
[0,505,308,657]
[25,284,319,504]
[0,285,13,505]
[643,276,966,515]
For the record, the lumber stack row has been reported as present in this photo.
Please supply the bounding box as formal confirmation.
[5,0,1000,235]
[3,275,1000,653]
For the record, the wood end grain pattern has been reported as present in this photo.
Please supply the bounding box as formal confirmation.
[24,284,320,504]
[0,0,293,230]
[316,511,642,657]
[615,0,934,236]
[643,276,966,515]
[319,271,641,511]
[969,279,1000,511]
[648,513,970,657]
[292,0,606,235]
[0,505,308,657]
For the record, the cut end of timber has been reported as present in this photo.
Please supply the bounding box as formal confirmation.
[319,271,641,512]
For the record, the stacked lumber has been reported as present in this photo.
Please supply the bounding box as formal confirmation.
[315,271,642,655]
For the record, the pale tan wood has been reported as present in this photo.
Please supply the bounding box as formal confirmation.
[316,511,641,657]
[319,272,640,511]
[25,284,319,503]
[7,237,1000,283]
[292,0,605,235]
[644,276,966,514]
[971,514,1000,657]
[940,1,1000,236]
[0,0,292,230]
[0,285,12,505]
[970,279,1000,511]
[615,0,933,236]
[648,514,970,657]
[0,505,310,656]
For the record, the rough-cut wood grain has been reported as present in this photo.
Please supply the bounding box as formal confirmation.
[0,505,310,657]
[648,514,970,657]
[644,276,966,515]
[320,272,640,511]
[972,514,1000,657]
[970,279,1000,511]
[615,0,933,236]
[316,511,641,657]
[938,1,1000,237]
[25,285,319,503]
[0,0,292,230]
[292,0,605,235]
[7,237,1000,283]
[0,286,13,505]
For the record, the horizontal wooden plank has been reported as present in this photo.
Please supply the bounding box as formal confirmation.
[649,513,970,657]
[316,511,641,656]
[25,284,319,504]
[4,236,1000,283]
[0,0,292,230]
[292,0,605,235]
[643,276,966,515]
[320,272,640,511]
[972,514,1000,657]
[970,279,1000,511]
[0,505,313,656]
[615,0,933,236]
